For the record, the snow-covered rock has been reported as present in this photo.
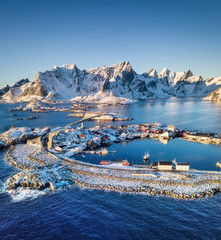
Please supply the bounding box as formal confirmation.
[0,126,49,147]
[6,166,72,191]
[1,62,221,103]
[203,85,221,102]
[0,79,29,98]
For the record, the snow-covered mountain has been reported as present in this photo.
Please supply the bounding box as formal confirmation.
[203,79,221,102]
[0,79,29,98]
[1,62,221,103]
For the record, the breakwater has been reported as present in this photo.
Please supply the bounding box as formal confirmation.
[1,120,221,200]
[5,141,221,199]
[67,161,221,200]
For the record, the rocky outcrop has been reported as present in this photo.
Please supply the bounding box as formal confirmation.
[6,171,55,191]
[22,76,47,97]
[0,127,36,147]
[0,85,10,96]
[178,70,193,82]
[0,127,49,148]
[203,86,221,102]
[0,78,29,98]
[101,79,110,92]
[11,78,30,88]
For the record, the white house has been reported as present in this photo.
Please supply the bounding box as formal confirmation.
[167,125,175,132]
[172,159,189,171]
[151,161,173,171]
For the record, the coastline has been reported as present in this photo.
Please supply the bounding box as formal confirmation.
[3,135,221,200]
[0,101,221,200]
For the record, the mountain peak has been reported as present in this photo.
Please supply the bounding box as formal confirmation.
[108,61,133,75]
[60,64,77,70]
[112,61,132,69]
[146,68,157,78]
[182,70,193,80]
[158,68,171,78]
[53,64,77,70]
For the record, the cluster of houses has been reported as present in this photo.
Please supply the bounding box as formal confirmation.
[133,123,221,146]
[117,123,177,141]
[71,103,95,111]
[182,132,221,145]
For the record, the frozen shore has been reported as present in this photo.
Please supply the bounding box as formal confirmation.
[4,141,221,200]
[1,121,221,200]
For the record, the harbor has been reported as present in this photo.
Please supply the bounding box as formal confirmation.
[1,98,221,200]
[0,97,221,239]
[1,118,221,200]
[1,1,221,238]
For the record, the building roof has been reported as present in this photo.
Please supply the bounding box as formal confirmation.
[176,162,189,166]
[159,161,172,165]
[151,162,158,166]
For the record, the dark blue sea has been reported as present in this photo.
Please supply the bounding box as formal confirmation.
[0,98,221,239]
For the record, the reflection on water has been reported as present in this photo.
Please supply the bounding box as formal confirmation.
[0,98,221,239]
[1,97,221,171]
[1,97,221,134]
[74,138,221,171]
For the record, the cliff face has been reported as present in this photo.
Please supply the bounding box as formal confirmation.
[0,78,29,98]
[1,62,221,103]
[21,75,47,97]
[203,86,221,102]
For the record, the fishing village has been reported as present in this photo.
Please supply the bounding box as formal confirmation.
[0,100,221,200]
[2,1,221,238]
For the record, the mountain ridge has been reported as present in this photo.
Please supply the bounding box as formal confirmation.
[1,61,221,103]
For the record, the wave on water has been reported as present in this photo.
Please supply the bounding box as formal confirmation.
[0,174,47,202]
[2,178,73,202]
[7,188,48,202]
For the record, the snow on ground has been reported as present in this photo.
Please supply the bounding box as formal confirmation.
[69,161,221,198]
[70,91,138,105]
[1,121,221,199]
[0,127,49,147]
[7,143,58,170]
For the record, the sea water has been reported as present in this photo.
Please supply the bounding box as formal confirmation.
[0,98,221,239]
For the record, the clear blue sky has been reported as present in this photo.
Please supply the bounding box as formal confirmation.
[1,0,221,87]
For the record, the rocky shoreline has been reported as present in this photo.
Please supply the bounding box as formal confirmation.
[68,163,221,200]
[1,121,221,200]
[73,179,221,200]
[4,140,221,200]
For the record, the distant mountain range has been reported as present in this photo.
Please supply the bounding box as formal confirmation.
[1,61,221,103]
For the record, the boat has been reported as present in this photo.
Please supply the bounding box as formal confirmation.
[100,159,129,166]
[100,160,111,165]
[55,146,63,152]
[143,152,150,160]
[101,148,108,155]
[112,160,130,166]
[216,162,221,168]
[96,148,109,155]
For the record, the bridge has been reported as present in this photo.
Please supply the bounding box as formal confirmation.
[66,113,107,127]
